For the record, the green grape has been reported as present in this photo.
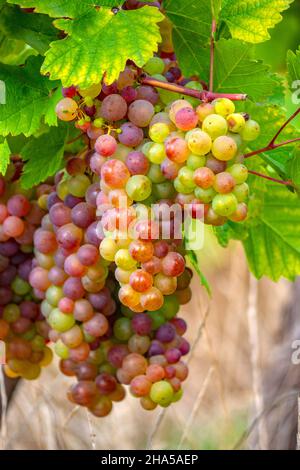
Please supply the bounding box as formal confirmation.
[148,311,165,329]
[227,163,248,184]
[153,181,176,199]
[3,304,20,322]
[31,335,45,352]
[174,177,194,195]
[121,305,135,319]
[150,381,174,406]
[160,294,180,319]
[113,317,133,341]
[126,175,152,201]
[82,329,96,344]
[148,164,166,183]
[11,276,31,296]
[240,119,260,141]
[68,174,90,197]
[144,57,165,75]
[172,388,183,403]
[148,143,166,164]
[48,308,75,333]
[41,299,53,318]
[227,113,245,133]
[184,81,203,107]
[212,136,237,161]
[177,167,196,190]
[149,123,170,143]
[194,186,216,203]
[232,183,249,202]
[54,339,70,359]
[22,326,36,341]
[46,286,64,307]
[213,98,235,117]
[202,114,228,140]
[186,129,212,155]
[186,154,206,171]
[115,249,137,270]
[227,132,244,151]
[212,193,238,216]
[79,83,102,98]
[100,238,118,262]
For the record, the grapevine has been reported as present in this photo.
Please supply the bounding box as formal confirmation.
[0,0,299,449]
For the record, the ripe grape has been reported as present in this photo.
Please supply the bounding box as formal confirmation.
[100,94,128,121]
[241,119,260,141]
[202,114,228,139]
[186,129,212,155]
[95,134,117,157]
[56,98,78,121]
[212,193,238,217]
[212,136,237,161]
[118,123,144,147]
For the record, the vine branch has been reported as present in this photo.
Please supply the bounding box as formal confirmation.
[140,75,247,102]
[244,108,300,159]
[248,170,293,187]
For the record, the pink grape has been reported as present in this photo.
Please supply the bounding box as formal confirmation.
[100,94,127,121]
[95,134,117,157]
[118,123,144,147]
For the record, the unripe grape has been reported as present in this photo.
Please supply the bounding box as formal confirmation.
[212,136,237,161]
[149,123,170,143]
[213,172,235,194]
[227,163,248,184]
[147,143,166,164]
[232,182,249,202]
[212,193,238,216]
[186,129,212,155]
[174,107,198,131]
[48,308,75,333]
[177,166,196,190]
[213,98,235,117]
[196,103,214,122]
[150,380,174,406]
[186,154,206,171]
[55,98,78,121]
[240,119,260,141]
[229,203,248,222]
[194,186,216,203]
[68,175,90,197]
[144,56,165,75]
[202,114,228,139]
[227,113,245,133]
[193,167,215,189]
[79,83,101,98]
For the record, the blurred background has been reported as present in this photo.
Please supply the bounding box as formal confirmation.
[0,0,300,451]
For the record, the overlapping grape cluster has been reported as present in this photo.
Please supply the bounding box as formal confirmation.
[0,163,52,380]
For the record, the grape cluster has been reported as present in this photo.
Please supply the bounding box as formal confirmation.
[0,165,52,380]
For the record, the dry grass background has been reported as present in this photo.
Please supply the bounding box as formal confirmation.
[1,235,299,450]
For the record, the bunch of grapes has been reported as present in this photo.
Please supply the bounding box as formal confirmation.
[0,165,53,380]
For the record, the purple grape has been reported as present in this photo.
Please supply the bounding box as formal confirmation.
[121,86,138,103]
[85,183,100,208]
[0,239,19,257]
[156,323,176,343]
[131,313,152,335]
[0,265,17,287]
[165,348,181,364]
[118,122,144,147]
[148,340,164,357]
[178,338,190,355]
[136,85,159,105]
[47,192,60,210]
[125,151,149,175]
[85,221,104,246]
[71,202,95,229]
[64,195,84,209]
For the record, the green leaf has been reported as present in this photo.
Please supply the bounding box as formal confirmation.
[287,47,300,88]
[288,146,300,190]
[0,138,10,175]
[213,39,278,100]
[0,4,58,55]
[242,181,300,281]
[220,0,293,44]
[41,6,163,88]
[164,0,211,78]
[0,33,38,65]
[7,1,124,18]
[0,56,60,137]
[186,250,211,296]
[20,123,69,188]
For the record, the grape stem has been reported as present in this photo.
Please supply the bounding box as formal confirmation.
[244,108,300,159]
[248,170,294,187]
[209,19,217,93]
[140,75,247,102]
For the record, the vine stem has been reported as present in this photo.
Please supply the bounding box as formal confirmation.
[209,19,217,93]
[140,75,247,102]
[244,108,300,159]
[248,170,293,186]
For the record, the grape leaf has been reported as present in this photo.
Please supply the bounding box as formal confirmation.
[0,56,60,137]
[20,123,69,188]
[287,47,300,88]
[6,1,124,18]
[164,0,211,78]
[186,250,211,296]
[0,138,10,175]
[243,181,300,281]
[41,6,163,88]
[213,39,278,101]
[0,33,38,65]
[220,0,293,44]
[288,146,300,191]
[0,4,58,55]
